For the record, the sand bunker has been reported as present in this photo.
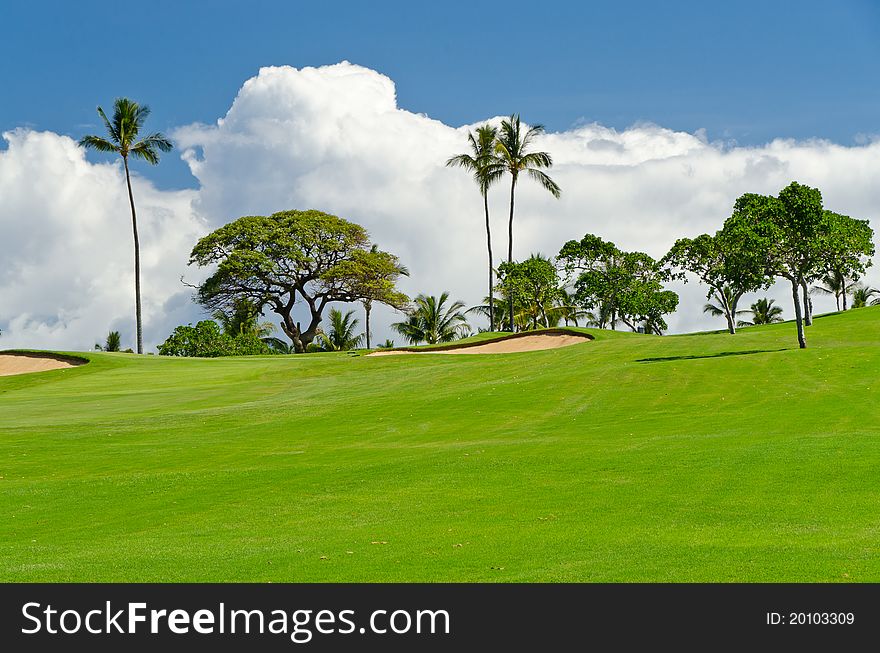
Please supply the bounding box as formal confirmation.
[368,331,591,356]
[0,353,85,376]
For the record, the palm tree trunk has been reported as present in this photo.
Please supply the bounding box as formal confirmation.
[835,293,840,312]
[842,287,848,311]
[791,279,806,349]
[123,157,143,354]
[507,174,517,333]
[484,191,494,332]
[800,280,812,326]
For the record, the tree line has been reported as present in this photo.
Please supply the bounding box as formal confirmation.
[74,98,875,355]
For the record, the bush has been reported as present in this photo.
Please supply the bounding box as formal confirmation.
[158,321,271,357]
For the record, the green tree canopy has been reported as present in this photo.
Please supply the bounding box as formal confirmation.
[189,210,409,353]
[496,254,561,330]
[157,321,271,357]
[721,182,874,348]
[663,232,768,334]
[558,234,679,334]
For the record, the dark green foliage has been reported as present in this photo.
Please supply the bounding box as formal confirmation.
[851,286,880,308]
[663,233,765,334]
[721,182,874,348]
[212,298,274,338]
[158,321,271,357]
[496,254,562,330]
[104,331,121,352]
[558,234,679,334]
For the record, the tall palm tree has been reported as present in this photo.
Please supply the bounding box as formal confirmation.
[80,98,172,354]
[391,292,469,345]
[738,298,784,326]
[446,125,503,331]
[491,114,561,333]
[810,270,856,311]
[317,308,364,351]
[851,285,880,308]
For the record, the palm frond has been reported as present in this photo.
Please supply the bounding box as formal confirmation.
[78,135,120,153]
[445,152,477,171]
[138,132,173,152]
[525,168,561,197]
[521,151,553,169]
[96,106,119,143]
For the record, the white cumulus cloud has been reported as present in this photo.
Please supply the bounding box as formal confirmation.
[0,129,206,351]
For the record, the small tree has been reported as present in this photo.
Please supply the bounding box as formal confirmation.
[189,210,408,353]
[810,270,854,312]
[316,308,364,351]
[702,286,749,331]
[851,285,880,308]
[496,254,561,330]
[391,293,469,345]
[663,233,766,334]
[104,331,122,352]
[558,234,678,334]
[738,298,784,326]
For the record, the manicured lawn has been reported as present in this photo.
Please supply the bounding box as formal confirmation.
[1,308,878,581]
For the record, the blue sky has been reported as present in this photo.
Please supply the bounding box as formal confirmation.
[2,0,879,189]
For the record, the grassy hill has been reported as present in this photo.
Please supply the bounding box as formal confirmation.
[1,308,878,582]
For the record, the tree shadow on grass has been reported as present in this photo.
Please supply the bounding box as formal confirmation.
[636,348,788,363]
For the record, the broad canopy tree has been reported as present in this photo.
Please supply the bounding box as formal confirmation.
[558,234,679,335]
[722,182,874,349]
[190,210,409,353]
[662,232,767,335]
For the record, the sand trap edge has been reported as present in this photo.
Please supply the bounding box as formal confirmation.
[367,329,593,356]
[0,351,90,377]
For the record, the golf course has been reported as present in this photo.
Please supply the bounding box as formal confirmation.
[1,307,877,582]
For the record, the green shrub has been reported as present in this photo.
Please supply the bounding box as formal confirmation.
[158,320,271,357]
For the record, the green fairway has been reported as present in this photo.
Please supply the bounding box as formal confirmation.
[1,308,879,582]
